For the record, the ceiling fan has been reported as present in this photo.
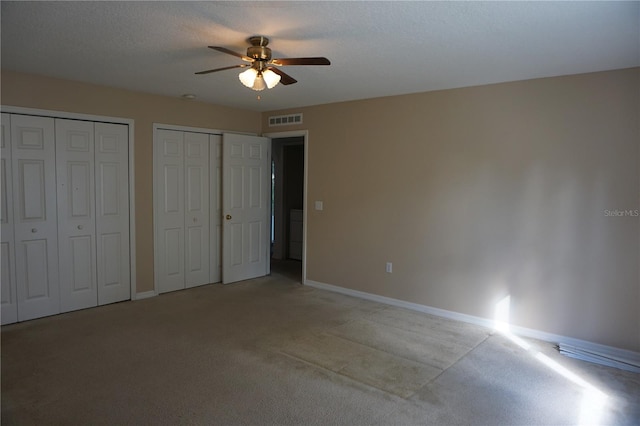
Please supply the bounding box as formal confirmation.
[195,36,331,91]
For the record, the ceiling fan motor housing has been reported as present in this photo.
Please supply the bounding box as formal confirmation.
[247,36,272,62]
[247,45,272,61]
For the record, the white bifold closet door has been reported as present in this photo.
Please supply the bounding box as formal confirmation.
[0,114,131,324]
[155,129,218,293]
[1,113,18,324]
[210,135,222,285]
[56,119,130,313]
[94,122,130,306]
[56,119,97,312]
[154,129,269,290]
[10,115,60,321]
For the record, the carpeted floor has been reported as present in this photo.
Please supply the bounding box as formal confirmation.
[2,261,639,425]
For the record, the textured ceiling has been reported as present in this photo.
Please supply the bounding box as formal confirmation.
[1,1,639,112]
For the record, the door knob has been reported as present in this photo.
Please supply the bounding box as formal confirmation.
[193,217,198,223]
[31,228,37,233]
[77,225,84,230]
[226,214,232,220]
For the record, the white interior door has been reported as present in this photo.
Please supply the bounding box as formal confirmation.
[222,133,270,284]
[56,119,97,313]
[11,114,60,321]
[95,122,130,305]
[184,132,210,288]
[1,113,18,324]
[155,129,185,293]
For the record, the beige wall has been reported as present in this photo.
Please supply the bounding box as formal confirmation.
[262,68,640,351]
[3,68,638,351]
[1,70,261,293]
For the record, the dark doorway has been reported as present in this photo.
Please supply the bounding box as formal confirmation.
[271,137,304,281]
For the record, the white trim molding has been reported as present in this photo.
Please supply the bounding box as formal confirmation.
[304,279,640,373]
[134,290,157,300]
[153,123,222,135]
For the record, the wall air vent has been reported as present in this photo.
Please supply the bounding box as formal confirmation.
[268,113,303,127]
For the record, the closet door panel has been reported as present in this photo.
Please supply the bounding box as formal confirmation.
[1,242,17,323]
[184,132,209,288]
[56,119,97,313]
[95,122,130,305]
[11,115,59,321]
[155,129,185,293]
[209,135,222,283]
[1,114,17,324]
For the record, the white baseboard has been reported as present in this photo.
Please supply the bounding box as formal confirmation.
[558,343,640,373]
[304,279,640,373]
[134,290,157,300]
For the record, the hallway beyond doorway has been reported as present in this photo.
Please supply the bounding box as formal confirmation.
[270,259,303,283]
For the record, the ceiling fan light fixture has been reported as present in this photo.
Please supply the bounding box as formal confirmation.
[239,67,279,91]
[252,74,266,91]
[262,69,281,89]
[239,67,258,88]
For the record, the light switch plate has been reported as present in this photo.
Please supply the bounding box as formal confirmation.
[315,201,323,211]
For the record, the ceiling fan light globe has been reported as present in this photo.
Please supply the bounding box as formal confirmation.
[262,69,281,89]
[252,74,266,91]
[239,68,258,88]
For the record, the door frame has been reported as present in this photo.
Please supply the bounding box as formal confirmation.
[1,105,137,300]
[263,130,308,284]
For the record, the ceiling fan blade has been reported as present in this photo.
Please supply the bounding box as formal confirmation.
[208,46,253,62]
[195,64,249,75]
[268,67,297,85]
[271,57,331,66]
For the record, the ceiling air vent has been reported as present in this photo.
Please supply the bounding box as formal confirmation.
[268,113,303,127]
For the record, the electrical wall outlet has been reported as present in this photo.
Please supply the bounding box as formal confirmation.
[386,262,393,273]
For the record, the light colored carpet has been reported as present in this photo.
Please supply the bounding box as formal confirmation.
[2,261,639,425]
